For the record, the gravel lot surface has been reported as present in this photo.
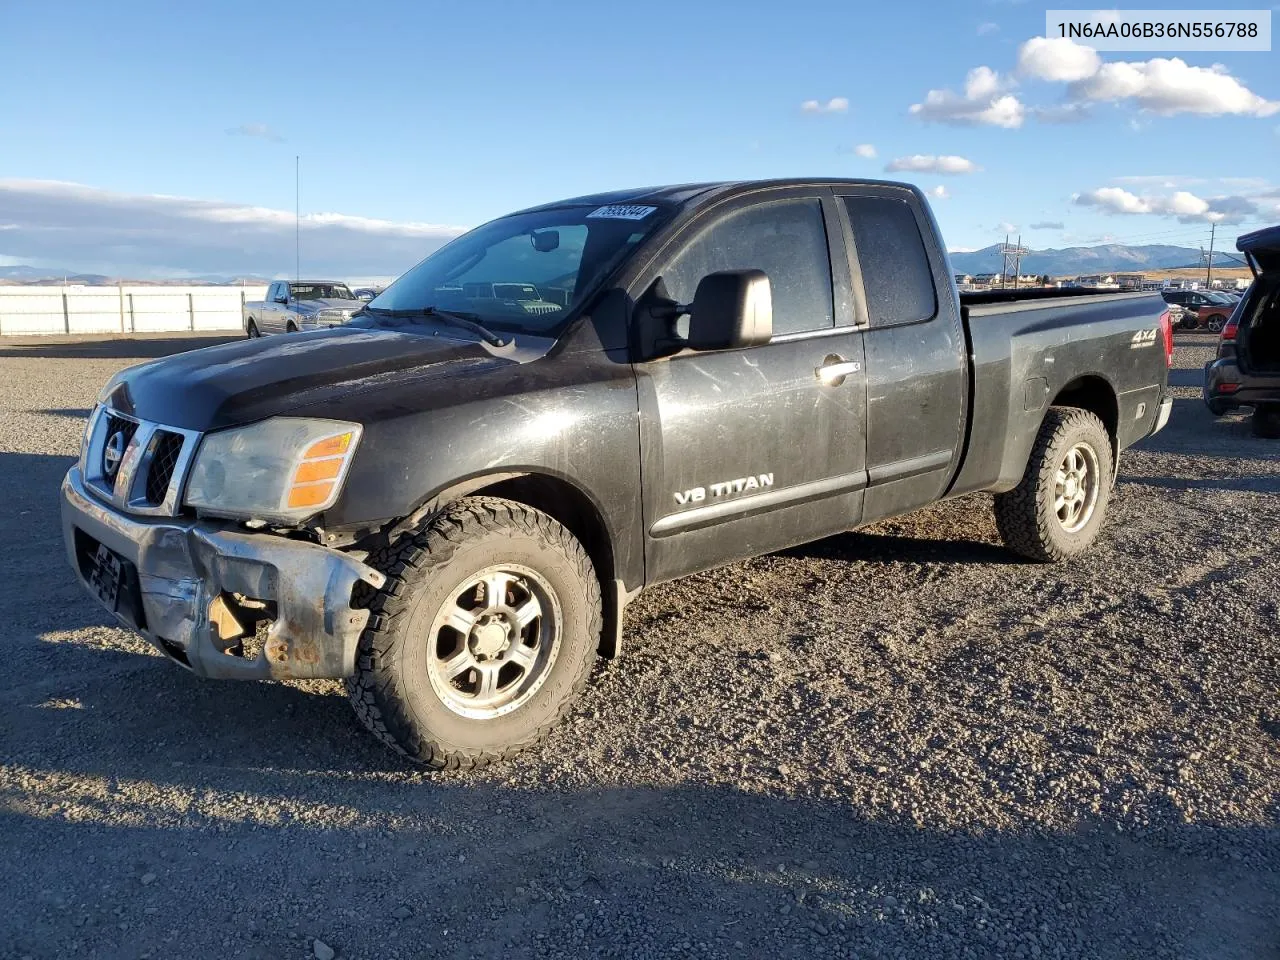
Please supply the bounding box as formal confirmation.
[0,332,1276,959]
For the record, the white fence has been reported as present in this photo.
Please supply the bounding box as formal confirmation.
[0,285,269,336]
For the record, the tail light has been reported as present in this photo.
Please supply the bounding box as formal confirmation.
[1158,309,1174,367]
[1222,318,1238,341]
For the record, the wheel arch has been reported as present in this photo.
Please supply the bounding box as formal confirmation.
[391,470,626,658]
[1050,374,1119,462]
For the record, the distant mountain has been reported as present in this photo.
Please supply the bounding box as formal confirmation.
[947,243,1243,277]
[0,264,80,281]
[0,265,270,285]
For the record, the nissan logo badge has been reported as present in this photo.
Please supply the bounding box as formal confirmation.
[103,431,127,479]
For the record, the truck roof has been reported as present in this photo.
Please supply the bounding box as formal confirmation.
[512,178,919,216]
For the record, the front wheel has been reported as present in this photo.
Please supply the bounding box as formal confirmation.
[347,497,602,769]
[1206,314,1226,334]
[994,407,1114,562]
[246,319,260,338]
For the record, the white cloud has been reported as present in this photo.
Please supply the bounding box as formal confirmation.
[885,154,981,175]
[1072,57,1280,117]
[928,185,951,200]
[1073,185,1260,223]
[997,221,1019,234]
[0,179,466,278]
[1030,220,1064,230]
[1017,37,1101,82]
[936,36,1278,127]
[853,143,877,159]
[977,21,1000,35]
[801,97,849,114]
[909,67,1026,128]
[1074,186,1150,214]
[226,122,284,142]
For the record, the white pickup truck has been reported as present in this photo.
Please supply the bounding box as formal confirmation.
[243,280,366,337]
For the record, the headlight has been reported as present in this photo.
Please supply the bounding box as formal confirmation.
[184,417,362,523]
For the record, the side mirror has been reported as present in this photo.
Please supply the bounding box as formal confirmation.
[686,270,772,351]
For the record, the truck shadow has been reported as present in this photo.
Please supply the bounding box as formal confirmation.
[2,641,1277,960]
[0,334,239,360]
[784,528,1018,566]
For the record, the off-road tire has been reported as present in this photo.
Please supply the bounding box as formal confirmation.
[1252,405,1280,439]
[346,497,601,769]
[994,406,1114,563]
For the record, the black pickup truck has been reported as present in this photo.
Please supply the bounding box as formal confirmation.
[62,179,1174,768]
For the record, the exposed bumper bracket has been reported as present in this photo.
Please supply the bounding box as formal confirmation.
[62,468,385,680]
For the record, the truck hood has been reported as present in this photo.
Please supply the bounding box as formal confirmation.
[101,326,527,431]
[293,297,367,315]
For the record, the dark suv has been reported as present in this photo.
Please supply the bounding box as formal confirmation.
[1204,226,1280,436]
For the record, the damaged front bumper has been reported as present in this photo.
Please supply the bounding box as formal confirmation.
[60,467,385,680]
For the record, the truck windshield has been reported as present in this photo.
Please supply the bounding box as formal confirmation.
[362,204,670,335]
[293,284,355,301]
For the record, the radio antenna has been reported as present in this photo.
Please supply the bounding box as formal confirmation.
[295,155,300,284]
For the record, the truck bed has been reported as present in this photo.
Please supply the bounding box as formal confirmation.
[949,290,1168,499]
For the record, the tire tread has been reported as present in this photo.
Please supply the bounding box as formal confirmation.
[994,406,1112,563]
[345,496,601,770]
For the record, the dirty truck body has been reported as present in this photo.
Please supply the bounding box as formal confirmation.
[62,179,1173,767]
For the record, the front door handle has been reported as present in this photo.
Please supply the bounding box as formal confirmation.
[816,355,862,386]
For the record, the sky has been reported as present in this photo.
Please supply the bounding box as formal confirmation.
[1,0,1278,279]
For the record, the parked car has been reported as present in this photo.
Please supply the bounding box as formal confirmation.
[1164,303,1191,328]
[353,288,379,302]
[60,178,1173,767]
[1205,227,1280,435]
[243,280,365,336]
[1162,289,1236,331]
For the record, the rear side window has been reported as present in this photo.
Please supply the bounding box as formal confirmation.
[659,198,834,337]
[841,196,937,327]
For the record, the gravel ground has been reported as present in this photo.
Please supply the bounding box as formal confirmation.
[0,332,1276,960]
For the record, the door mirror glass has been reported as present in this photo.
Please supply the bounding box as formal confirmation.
[686,270,773,351]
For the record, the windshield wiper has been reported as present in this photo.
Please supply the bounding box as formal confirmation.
[360,306,508,347]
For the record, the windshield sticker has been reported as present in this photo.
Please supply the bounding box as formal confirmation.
[586,204,657,221]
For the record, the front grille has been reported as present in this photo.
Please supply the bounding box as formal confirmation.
[104,413,138,451]
[83,408,200,517]
[145,430,185,504]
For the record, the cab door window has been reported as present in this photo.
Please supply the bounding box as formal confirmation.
[659,198,834,337]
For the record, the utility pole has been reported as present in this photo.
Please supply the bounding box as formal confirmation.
[1205,221,1216,288]
[998,235,1029,290]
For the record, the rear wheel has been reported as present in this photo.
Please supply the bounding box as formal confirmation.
[994,406,1114,562]
[1206,398,1230,417]
[346,497,601,769]
[1252,405,1280,439]
[286,321,298,333]
[1206,314,1226,334]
